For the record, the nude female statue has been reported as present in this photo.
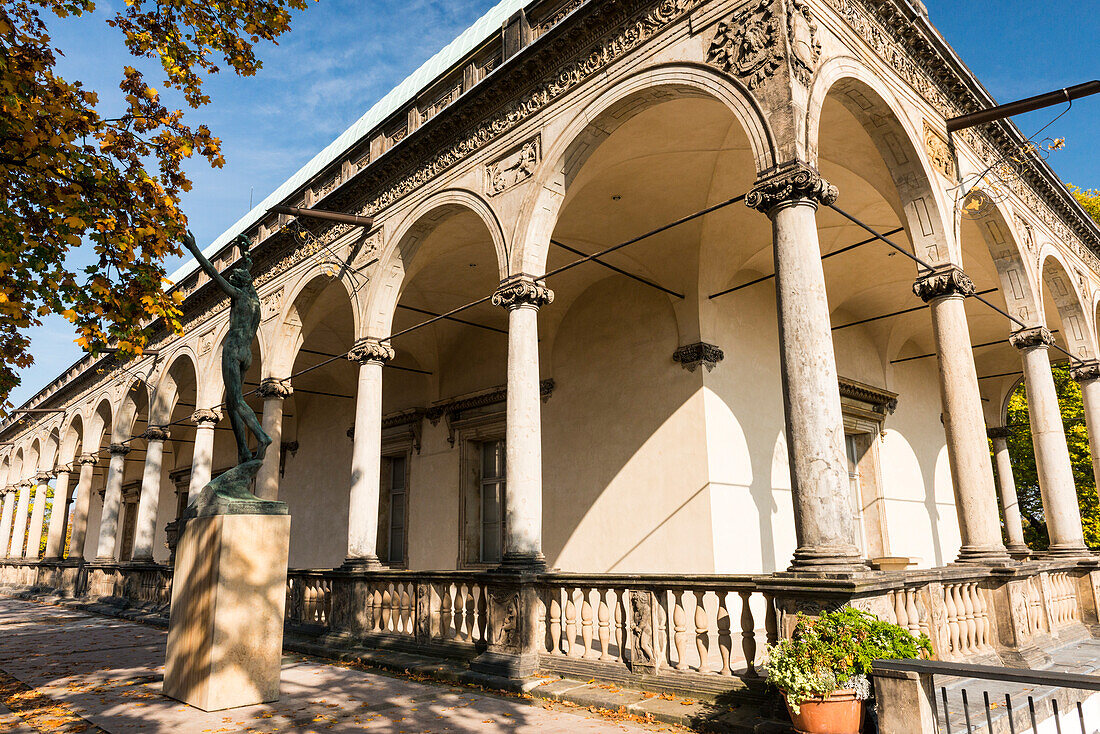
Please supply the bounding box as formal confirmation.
[182,231,272,467]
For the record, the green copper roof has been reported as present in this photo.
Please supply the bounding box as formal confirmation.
[170,0,531,285]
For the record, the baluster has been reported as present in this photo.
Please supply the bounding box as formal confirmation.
[549,592,562,655]
[893,590,907,630]
[465,585,478,643]
[906,589,921,637]
[1070,576,1080,621]
[402,586,413,635]
[565,589,578,657]
[673,590,689,671]
[975,585,990,649]
[614,590,625,663]
[738,590,757,676]
[440,588,453,639]
[657,591,671,666]
[944,584,960,654]
[764,593,778,646]
[537,594,547,652]
[598,590,612,661]
[581,588,594,658]
[957,583,975,654]
[717,594,732,676]
[694,591,710,673]
[381,586,393,632]
[477,586,488,643]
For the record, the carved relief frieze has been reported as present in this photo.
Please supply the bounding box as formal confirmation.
[706,0,782,89]
[486,587,521,650]
[486,135,541,197]
[261,287,284,322]
[198,330,215,358]
[787,0,821,86]
[923,122,955,181]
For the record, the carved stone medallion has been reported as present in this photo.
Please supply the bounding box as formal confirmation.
[787,0,822,86]
[706,0,783,89]
[924,122,956,181]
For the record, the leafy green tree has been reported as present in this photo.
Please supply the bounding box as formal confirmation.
[1000,363,1100,550]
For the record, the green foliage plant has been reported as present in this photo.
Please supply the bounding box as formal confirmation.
[764,606,933,713]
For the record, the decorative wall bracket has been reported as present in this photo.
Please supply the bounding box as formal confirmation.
[673,342,725,372]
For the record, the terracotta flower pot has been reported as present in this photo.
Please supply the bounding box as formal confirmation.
[784,689,865,734]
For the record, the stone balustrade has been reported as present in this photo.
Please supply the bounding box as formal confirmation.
[3,559,1100,696]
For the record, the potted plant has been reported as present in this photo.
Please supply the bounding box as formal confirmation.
[764,606,933,734]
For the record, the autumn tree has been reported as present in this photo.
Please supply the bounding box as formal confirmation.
[1070,185,1100,225]
[1000,363,1100,550]
[0,0,310,410]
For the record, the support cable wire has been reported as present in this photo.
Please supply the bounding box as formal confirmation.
[826,202,1086,365]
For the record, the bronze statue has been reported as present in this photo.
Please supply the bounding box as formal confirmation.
[181,231,278,511]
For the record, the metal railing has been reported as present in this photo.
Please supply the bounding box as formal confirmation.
[874,659,1100,734]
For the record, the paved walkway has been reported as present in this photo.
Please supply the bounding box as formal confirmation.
[0,597,678,733]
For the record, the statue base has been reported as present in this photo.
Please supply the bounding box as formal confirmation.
[164,507,291,711]
[184,459,288,518]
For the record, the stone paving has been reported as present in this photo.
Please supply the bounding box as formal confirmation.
[0,597,682,733]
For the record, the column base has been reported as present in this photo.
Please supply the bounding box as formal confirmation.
[788,545,868,575]
[496,552,546,574]
[1042,544,1094,560]
[340,555,383,572]
[954,545,1013,565]
[1007,544,1033,561]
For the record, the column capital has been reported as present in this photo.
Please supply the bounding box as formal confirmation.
[1072,360,1100,383]
[258,378,293,400]
[347,338,395,365]
[56,464,74,475]
[34,471,55,483]
[1009,326,1054,351]
[108,443,132,456]
[492,275,554,311]
[987,426,1012,440]
[190,408,222,426]
[75,453,99,466]
[745,162,838,214]
[142,425,171,442]
[913,265,975,303]
[2,485,16,496]
[14,481,30,490]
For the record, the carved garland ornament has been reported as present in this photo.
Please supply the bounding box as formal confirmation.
[1009,326,1054,351]
[347,339,396,365]
[706,0,783,89]
[746,163,838,212]
[912,266,975,303]
[492,276,554,310]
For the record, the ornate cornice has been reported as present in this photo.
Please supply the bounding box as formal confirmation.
[838,376,898,416]
[142,426,171,442]
[987,427,1012,440]
[492,276,554,311]
[347,339,395,366]
[673,342,725,372]
[108,443,132,457]
[191,408,223,426]
[1072,360,1100,384]
[258,378,294,400]
[1009,326,1054,351]
[912,266,975,303]
[746,162,838,213]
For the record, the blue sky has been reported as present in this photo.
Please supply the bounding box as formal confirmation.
[9,0,1099,407]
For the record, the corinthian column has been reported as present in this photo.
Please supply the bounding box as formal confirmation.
[131,426,169,562]
[256,379,292,501]
[67,454,98,560]
[0,488,17,559]
[913,266,1009,563]
[987,427,1030,556]
[1072,361,1100,509]
[1011,327,1088,556]
[746,163,863,573]
[187,409,221,500]
[43,465,73,560]
[492,275,553,572]
[342,338,394,570]
[95,443,131,561]
[8,481,31,558]
[25,472,54,559]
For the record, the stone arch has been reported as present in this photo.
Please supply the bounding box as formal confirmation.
[268,268,362,379]
[364,188,509,338]
[512,62,776,276]
[59,412,84,467]
[40,428,59,474]
[807,55,955,265]
[957,189,1043,328]
[0,453,10,489]
[24,439,40,482]
[151,350,200,426]
[87,398,113,456]
[1040,249,1096,360]
[113,379,149,444]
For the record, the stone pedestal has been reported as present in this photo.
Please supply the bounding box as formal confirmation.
[470,579,540,678]
[164,510,291,712]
